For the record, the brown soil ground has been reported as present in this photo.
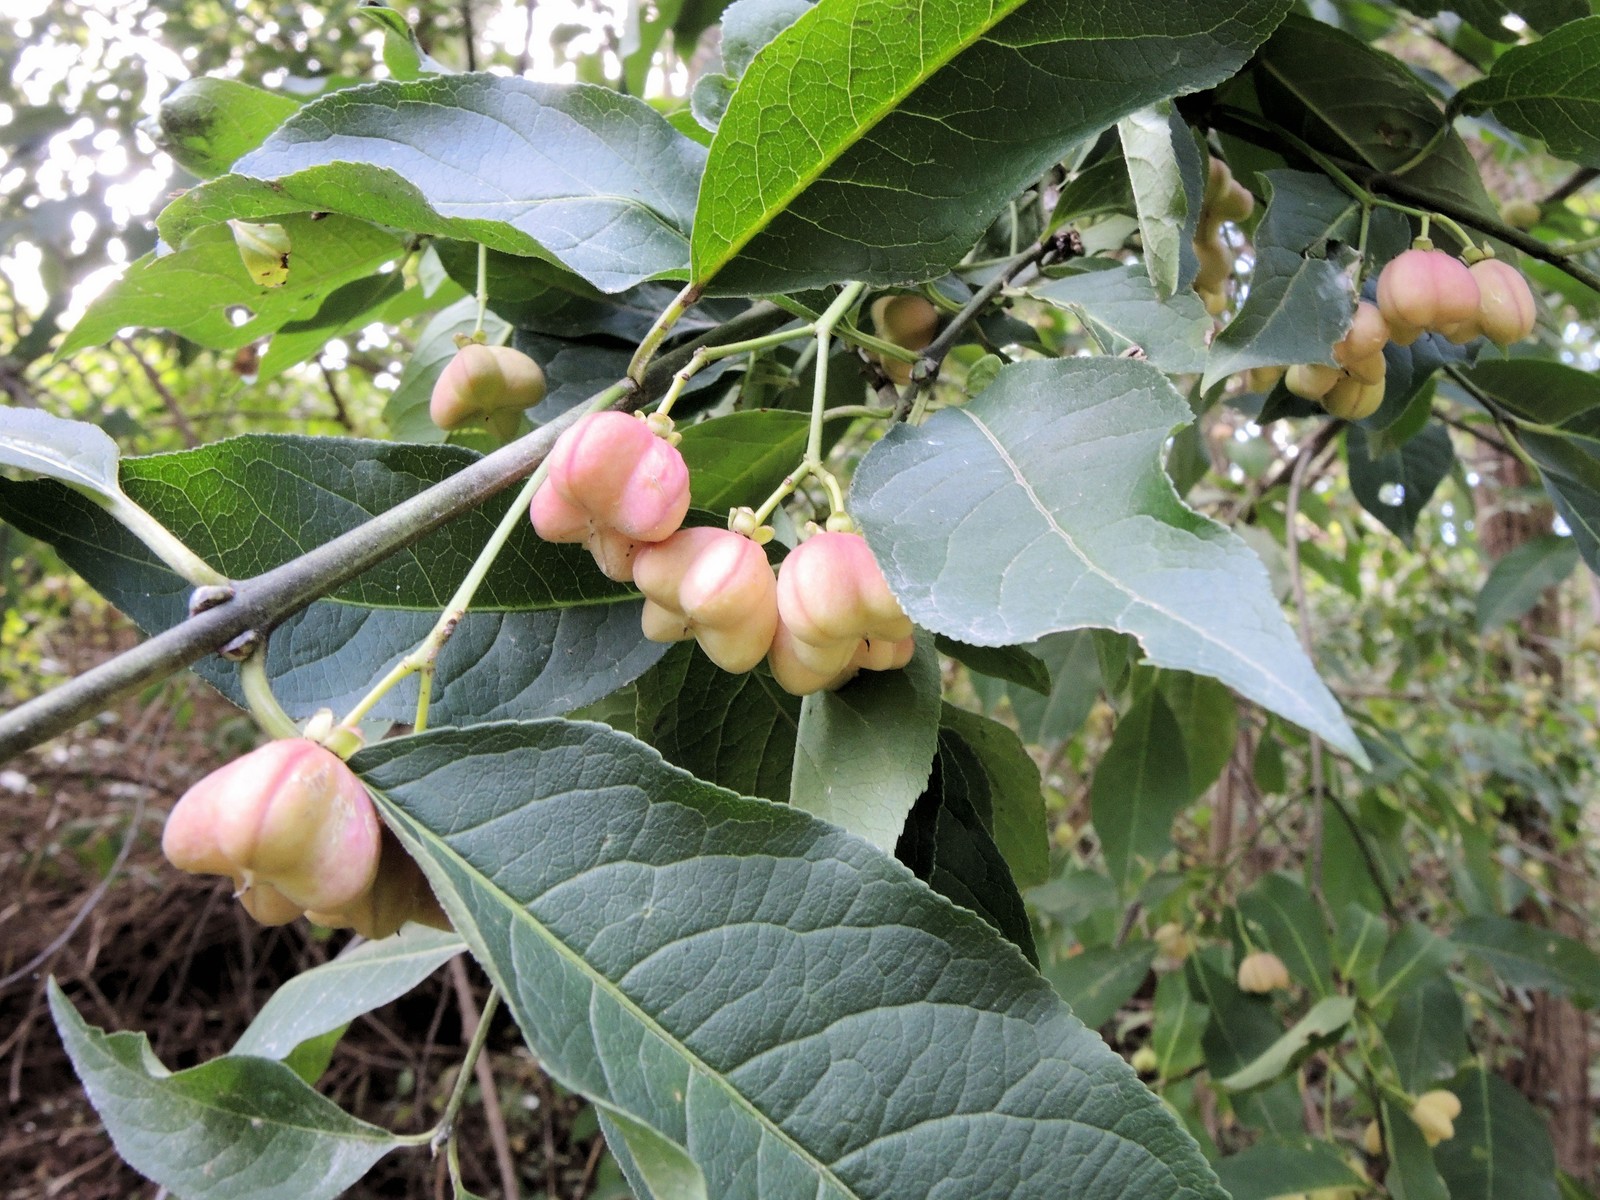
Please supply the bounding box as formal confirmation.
[1,609,611,1199]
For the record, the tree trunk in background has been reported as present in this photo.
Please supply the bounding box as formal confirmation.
[1474,446,1594,1181]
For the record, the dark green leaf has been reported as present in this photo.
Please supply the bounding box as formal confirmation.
[161,77,707,293]
[897,731,1039,964]
[791,630,942,849]
[1157,671,1238,799]
[1436,1067,1561,1200]
[1005,631,1103,747]
[1346,421,1454,545]
[49,982,401,1199]
[1372,922,1458,1011]
[1239,873,1334,997]
[677,409,811,512]
[1043,942,1156,1030]
[1384,975,1468,1092]
[937,703,1049,887]
[1213,1139,1368,1200]
[934,636,1052,696]
[691,0,1293,293]
[1457,17,1600,171]
[1220,996,1355,1091]
[850,357,1364,760]
[1477,534,1581,632]
[1453,914,1600,1003]
[233,925,464,1060]
[634,642,801,804]
[60,215,406,354]
[1186,954,1283,1080]
[357,720,1231,1200]
[1383,1097,1451,1200]
[1151,971,1208,1078]
[1089,688,1191,889]
[1334,901,1388,991]
[0,439,667,726]
[1203,171,1360,390]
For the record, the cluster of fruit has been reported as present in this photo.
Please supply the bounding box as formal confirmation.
[1364,1089,1463,1151]
[163,738,448,937]
[1194,157,1256,316]
[1281,241,1537,421]
[530,409,914,695]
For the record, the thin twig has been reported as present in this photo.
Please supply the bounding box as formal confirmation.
[319,363,355,431]
[118,337,199,448]
[447,959,517,1200]
[0,304,790,764]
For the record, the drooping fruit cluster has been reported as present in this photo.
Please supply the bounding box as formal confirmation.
[1194,157,1254,316]
[530,410,691,581]
[162,738,448,939]
[635,527,778,673]
[870,294,940,386]
[1236,950,1291,994]
[430,343,547,441]
[1284,300,1390,421]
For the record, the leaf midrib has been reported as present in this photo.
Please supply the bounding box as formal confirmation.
[383,790,861,1200]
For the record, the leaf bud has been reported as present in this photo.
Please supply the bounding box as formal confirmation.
[162,739,382,923]
[1236,950,1291,994]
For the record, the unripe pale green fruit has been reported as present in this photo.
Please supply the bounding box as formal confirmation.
[1376,248,1480,345]
[429,344,547,438]
[1192,225,1232,294]
[1285,363,1342,401]
[306,828,450,940]
[1500,198,1541,230]
[1320,374,1385,421]
[1468,258,1537,346]
[530,411,690,581]
[1332,301,1389,372]
[162,739,382,923]
[1246,366,1285,393]
[1153,922,1195,964]
[872,294,940,386]
[1205,158,1255,224]
[634,527,779,673]
[1363,1120,1384,1156]
[1236,950,1291,993]
[1130,1046,1159,1075]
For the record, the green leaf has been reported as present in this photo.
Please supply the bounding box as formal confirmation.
[934,636,1051,696]
[1029,262,1211,375]
[161,77,707,293]
[49,981,401,1199]
[1384,975,1468,1092]
[1043,942,1156,1030]
[1457,17,1600,171]
[233,925,464,1060]
[1372,922,1458,1011]
[1051,154,1135,227]
[1383,1097,1451,1200]
[1239,873,1334,998]
[1250,15,1497,221]
[1454,359,1600,569]
[1203,171,1359,390]
[897,731,1039,964]
[1089,688,1192,889]
[1005,631,1103,747]
[0,407,121,504]
[1347,422,1455,546]
[0,440,667,725]
[1477,534,1581,632]
[1334,901,1388,991]
[1151,970,1208,1078]
[1118,102,1201,298]
[60,215,406,354]
[791,630,942,849]
[1435,1067,1561,1200]
[849,357,1365,761]
[1220,995,1355,1091]
[691,0,1293,293]
[1440,0,1588,41]
[1157,671,1238,799]
[1213,1139,1369,1200]
[634,642,801,804]
[1186,954,1283,1079]
[356,720,1231,1200]
[354,3,451,79]
[1453,914,1600,1003]
[937,703,1049,888]
[676,409,811,512]
[384,297,511,442]
[151,77,303,178]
